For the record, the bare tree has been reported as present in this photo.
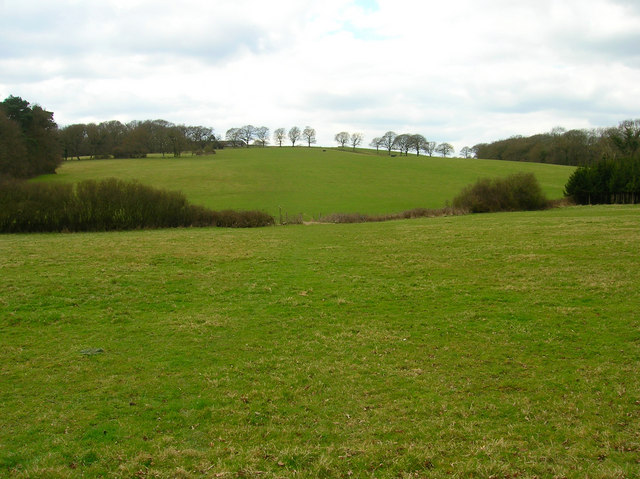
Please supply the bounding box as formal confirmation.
[436,142,454,157]
[238,125,256,148]
[288,126,301,147]
[186,125,215,153]
[380,131,397,155]
[370,137,382,153]
[335,131,349,148]
[150,119,173,156]
[409,134,428,156]
[273,128,286,147]
[392,134,411,156]
[425,141,437,157]
[225,128,242,147]
[167,125,188,157]
[302,126,316,147]
[350,132,363,151]
[255,126,270,147]
[460,146,473,158]
[60,123,87,160]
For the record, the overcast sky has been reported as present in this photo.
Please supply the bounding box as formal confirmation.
[2,0,640,150]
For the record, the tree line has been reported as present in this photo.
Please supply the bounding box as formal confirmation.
[472,120,640,166]
[59,120,220,160]
[1,95,226,178]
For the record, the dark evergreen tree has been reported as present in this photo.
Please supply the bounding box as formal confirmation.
[0,95,62,177]
[565,157,640,204]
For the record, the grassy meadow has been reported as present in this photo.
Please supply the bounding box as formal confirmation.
[35,148,574,219]
[3,148,639,477]
[2,205,639,478]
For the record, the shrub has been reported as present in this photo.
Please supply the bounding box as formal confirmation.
[452,172,549,213]
[0,178,274,233]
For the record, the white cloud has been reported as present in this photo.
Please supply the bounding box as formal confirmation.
[1,0,639,150]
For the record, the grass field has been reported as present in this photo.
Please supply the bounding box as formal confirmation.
[1,205,639,478]
[35,148,574,219]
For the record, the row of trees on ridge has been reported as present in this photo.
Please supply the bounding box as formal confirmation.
[473,120,640,166]
[59,120,219,160]
[225,126,317,148]
[363,131,455,157]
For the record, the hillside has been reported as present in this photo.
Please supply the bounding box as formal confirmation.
[36,147,574,218]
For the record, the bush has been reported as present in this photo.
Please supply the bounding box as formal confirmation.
[452,172,549,213]
[0,178,274,233]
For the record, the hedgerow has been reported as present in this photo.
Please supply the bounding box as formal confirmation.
[0,178,274,233]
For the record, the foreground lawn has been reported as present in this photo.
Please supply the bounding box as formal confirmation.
[36,148,574,219]
[1,206,639,478]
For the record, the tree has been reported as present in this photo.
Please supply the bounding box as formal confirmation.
[335,131,349,148]
[288,126,301,147]
[115,123,150,158]
[186,125,215,152]
[409,134,428,156]
[425,141,437,157]
[609,119,640,159]
[392,134,411,156]
[100,120,127,155]
[350,132,363,151]
[380,131,397,155]
[460,146,473,158]
[370,137,382,152]
[60,124,87,160]
[302,126,316,147]
[274,128,286,147]
[255,126,270,147]
[149,119,173,156]
[225,128,242,147]
[436,142,454,157]
[0,110,28,177]
[1,95,62,177]
[84,123,107,158]
[167,125,188,157]
[238,125,256,148]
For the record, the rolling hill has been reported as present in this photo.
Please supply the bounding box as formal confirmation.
[35,147,574,219]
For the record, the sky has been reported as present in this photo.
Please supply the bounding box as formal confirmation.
[2,0,640,151]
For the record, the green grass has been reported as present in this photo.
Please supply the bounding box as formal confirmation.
[36,148,574,219]
[1,205,639,478]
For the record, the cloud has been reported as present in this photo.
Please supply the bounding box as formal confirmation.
[1,0,640,150]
